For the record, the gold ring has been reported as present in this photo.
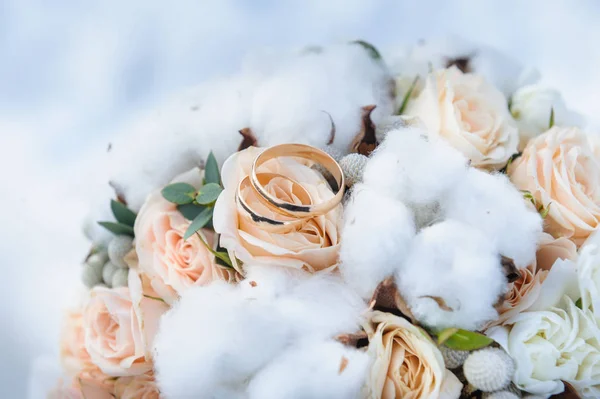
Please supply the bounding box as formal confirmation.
[236,173,311,232]
[250,144,345,217]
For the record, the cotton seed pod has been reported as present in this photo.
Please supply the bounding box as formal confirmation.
[86,251,108,269]
[464,348,515,392]
[102,262,119,287]
[339,153,367,187]
[439,345,470,369]
[81,263,103,288]
[108,235,134,268]
[482,391,520,399]
[111,268,129,288]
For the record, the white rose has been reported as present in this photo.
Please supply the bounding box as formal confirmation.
[405,67,518,169]
[577,231,600,320]
[511,84,583,150]
[488,298,600,397]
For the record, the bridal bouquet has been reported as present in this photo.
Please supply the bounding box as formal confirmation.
[51,38,599,399]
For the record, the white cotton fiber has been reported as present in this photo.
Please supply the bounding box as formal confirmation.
[396,220,508,330]
[153,282,292,398]
[250,44,394,153]
[339,184,416,299]
[362,127,468,205]
[247,340,370,399]
[442,168,542,268]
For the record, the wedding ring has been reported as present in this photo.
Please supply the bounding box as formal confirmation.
[250,143,345,217]
[236,173,312,232]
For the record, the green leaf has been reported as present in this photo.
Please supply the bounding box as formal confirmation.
[196,183,223,205]
[351,40,381,60]
[549,107,555,129]
[204,151,221,185]
[442,329,494,351]
[576,298,583,309]
[397,75,419,115]
[177,203,207,220]
[436,328,459,346]
[110,200,136,227]
[183,207,213,240]
[195,232,233,268]
[98,221,134,237]
[161,182,197,204]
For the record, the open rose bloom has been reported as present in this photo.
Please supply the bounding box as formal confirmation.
[213,146,342,272]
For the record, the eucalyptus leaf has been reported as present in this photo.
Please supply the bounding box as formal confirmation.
[194,231,233,268]
[196,183,223,205]
[98,221,134,237]
[442,329,494,351]
[183,207,213,240]
[161,182,197,204]
[351,40,382,60]
[204,151,221,185]
[436,327,459,346]
[177,203,207,220]
[110,199,136,227]
[397,76,419,115]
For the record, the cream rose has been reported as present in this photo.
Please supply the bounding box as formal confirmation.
[490,233,577,327]
[135,168,237,304]
[83,278,168,377]
[488,298,600,397]
[509,127,600,245]
[511,84,583,150]
[405,66,518,169]
[60,310,92,376]
[114,374,160,399]
[213,146,342,272]
[577,230,600,319]
[363,311,462,399]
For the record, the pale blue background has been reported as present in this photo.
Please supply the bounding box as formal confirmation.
[1,0,599,397]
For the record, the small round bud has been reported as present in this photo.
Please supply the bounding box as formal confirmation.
[439,345,470,369]
[340,153,368,187]
[482,392,520,399]
[464,348,515,392]
[102,262,119,287]
[111,268,129,288]
[81,263,103,288]
[322,145,344,162]
[108,235,134,268]
[86,251,108,269]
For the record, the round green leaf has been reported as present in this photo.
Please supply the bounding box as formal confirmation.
[442,329,494,351]
[177,203,206,220]
[161,182,197,204]
[196,183,223,205]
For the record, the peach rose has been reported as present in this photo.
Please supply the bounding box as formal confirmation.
[114,374,160,399]
[490,233,577,327]
[213,146,342,273]
[363,311,462,399]
[509,126,600,245]
[48,378,114,399]
[135,168,237,304]
[60,310,92,376]
[406,66,518,169]
[83,275,168,377]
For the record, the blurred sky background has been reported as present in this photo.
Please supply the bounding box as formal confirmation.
[1,0,599,397]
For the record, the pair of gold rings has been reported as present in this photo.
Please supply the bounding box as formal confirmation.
[236,143,345,231]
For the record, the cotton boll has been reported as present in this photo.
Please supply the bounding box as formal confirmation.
[154,282,292,398]
[397,220,508,330]
[339,184,416,299]
[363,127,468,205]
[250,45,394,153]
[247,340,370,399]
[443,168,542,268]
[275,273,366,339]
